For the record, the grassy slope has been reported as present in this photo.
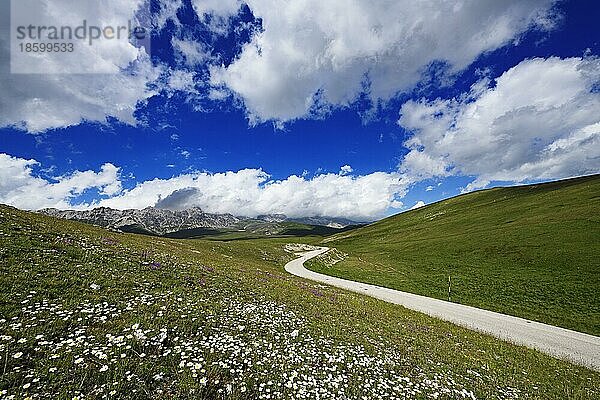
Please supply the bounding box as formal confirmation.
[0,205,599,399]
[156,221,350,241]
[309,175,600,335]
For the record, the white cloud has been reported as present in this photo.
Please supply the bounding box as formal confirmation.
[0,57,161,133]
[172,38,211,67]
[208,0,557,124]
[155,0,184,30]
[339,165,353,175]
[410,201,426,210]
[191,0,242,18]
[0,154,121,210]
[191,0,242,34]
[398,56,600,190]
[0,0,163,133]
[180,150,191,159]
[0,153,407,220]
[167,69,197,94]
[97,169,407,220]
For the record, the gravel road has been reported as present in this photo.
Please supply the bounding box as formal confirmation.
[284,247,600,371]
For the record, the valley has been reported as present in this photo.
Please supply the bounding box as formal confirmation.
[1,175,599,399]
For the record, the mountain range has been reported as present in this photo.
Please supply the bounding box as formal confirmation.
[38,207,362,237]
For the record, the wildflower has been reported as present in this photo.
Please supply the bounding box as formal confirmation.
[100,365,108,372]
[90,283,101,290]
[12,352,23,359]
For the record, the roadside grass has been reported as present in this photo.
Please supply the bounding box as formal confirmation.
[0,205,598,399]
[309,175,600,336]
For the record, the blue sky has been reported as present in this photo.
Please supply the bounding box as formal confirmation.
[1,0,599,220]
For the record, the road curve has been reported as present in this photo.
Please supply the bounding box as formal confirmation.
[284,247,600,371]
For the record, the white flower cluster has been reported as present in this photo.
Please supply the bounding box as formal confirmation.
[0,289,488,399]
[0,211,531,399]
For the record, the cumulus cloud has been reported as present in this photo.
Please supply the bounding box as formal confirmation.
[410,201,426,210]
[155,0,184,30]
[0,154,121,210]
[191,0,242,18]
[166,69,197,94]
[339,165,353,175]
[96,169,407,221]
[0,153,407,220]
[191,0,243,34]
[172,38,211,67]
[398,56,600,191]
[155,187,200,210]
[0,0,162,133]
[208,0,557,124]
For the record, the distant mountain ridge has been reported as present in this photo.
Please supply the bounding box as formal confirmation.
[287,216,363,229]
[38,207,362,236]
[39,207,240,236]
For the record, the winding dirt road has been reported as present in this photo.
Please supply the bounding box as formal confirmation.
[284,247,600,371]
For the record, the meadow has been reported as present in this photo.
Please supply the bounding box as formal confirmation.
[0,205,599,399]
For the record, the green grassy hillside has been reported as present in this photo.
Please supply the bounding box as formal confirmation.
[130,220,356,241]
[309,175,600,335]
[1,205,599,398]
